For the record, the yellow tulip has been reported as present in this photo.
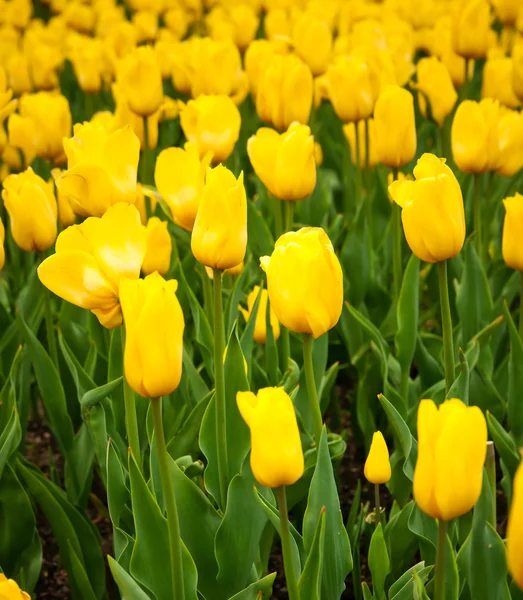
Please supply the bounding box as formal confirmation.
[432,16,471,88]
[256,53,313,131]
[191,165,247,270]
[292,12,332,76]
[2,168,57,252]
[314,141,323,166]
[120,272,184,398]
[58,123,140,218]
[482,57,521,110]
[164,7,189,39]
[374,85,417,169]
[63,1,96,33]
[50,169,76,228]
[0,85,17,155]
[116,45,163,117]
[496,109,523,177]
[502,193,523,271]
[0,574,30,600]
[342,119,378,169]
[452,0,490,59]
[491,0,520,26]
[237,387,304,488]
[5,51,32,95]
[0,218,5,270]
[389,154,465,263]
[264,8,292,41]
[179,95,241,163]
[38,204,146,328]
[513,43,523,102]
[451,99,500,173]
[142,217,172,276]
[240,286,280,344]
[132,10,159,43]
[69,37,105,94]
[260,227,343,338]
[414,57,458,126]
[206,4,259,51]
[364,431,391,485]
[413,398,487,521]
[244,39,288,98]
[155,142,213,232]
[247,122,316,201]
[507,459,523,590]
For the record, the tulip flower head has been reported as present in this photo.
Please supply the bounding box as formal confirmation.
[38,203,146,328]
[292,12,332,76]
[237,387,304,488]
[507,459,523,590]
[389,153,465,263]
[142,217,172,276]
[414,57,458,126]
[413,398,487,521]
[364,431,391,485]
[482,57,521,110]
[452,0,490,60]
[240,286,280,344]
[502,193,523,271]
[0,574,29,600]
[496,108,523,177]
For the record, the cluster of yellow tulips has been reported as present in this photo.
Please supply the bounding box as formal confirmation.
[0,0,522,599]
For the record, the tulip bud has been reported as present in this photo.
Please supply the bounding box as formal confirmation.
[38,204,146,328]
[133,10,159,43]
[5,52,32,95]
[513,43,523,102]
[117,45,163,117]
[414,57,458,125]
[237,387,304,488]
[451,99,500,173]
[142,217,172,276]
[496,109,523,177]
[413,398,487,521]
[240,286,280,344]
[389,154,465,263]
[0,573,30,600]
[507,459,523,590]
[260,227,343,339]
[374,85,417,168]
[452,0,490,59]
[293,12,332,76]
[244,39,288,98]
[342,119,377,169]
[69,37,105,94]
[247,122,316,201]
[502,193,523,271]
[59,123,140,217]
[155,142,213,232]
[364,432,391,485]
[490,0,520,26]
[191,165,247,270]
[179,94,241,163]
[2,168,57,252]
[482,57,521,110]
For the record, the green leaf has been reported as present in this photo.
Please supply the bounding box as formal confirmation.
[0,405,21,481]
[108,556,151,600]
[58,330,97,401]
[81,378,123,412]
[67,541,99,600]
[302,427,352,599]
[167,391,212,460]
[447,347,470,404]
[298,508,326,600]
[408,505,437,565]
[486,411,520,479]
[395,255,420,374]
[502,301,523,446]
[369,523,390,600]
[341,209,370,307]
[228,573,276,600]
[246,196,274,259]
[442,529,459,600]
[384,501,418,580]
[389,562,431,599]
[106,441,132,565]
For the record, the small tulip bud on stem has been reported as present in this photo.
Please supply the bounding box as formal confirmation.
[276,487,300,600]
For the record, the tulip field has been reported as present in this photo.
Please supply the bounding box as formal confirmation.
[1,0,523,598]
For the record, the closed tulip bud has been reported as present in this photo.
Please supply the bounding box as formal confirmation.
[2,168,57,252]
[5,52,32,95]
[50,169,76,228]
[240,286,280,344]
[452,0,490,59]
[247,122,316,201]
[343,119,378,169]
[374,86,417,168]
[120,272,184,398]
[69,38,105,94]
[191,165,247,270]
[260,227,343,338]
[0,574,29,600]
[244,39,288,98]
[513,44,523,102]
[491,0,520,26]
[133,10,159,43]
[117,46,163,117]
[38,204,146,328]
[451,99,500,173]
[496,109,523,177]
[414,398,487,521]
[237,387,304,488]
[364,431,391,485]
[256,53,313,131]
[142,217,172,276]
[502,193,523,271]
[265,8,291,40]
[179,95,241,163]
[293,12,332,76]
[414,57,458,125]
[507,460,523,590]
[482,57,521,110]
[389,154,465,263]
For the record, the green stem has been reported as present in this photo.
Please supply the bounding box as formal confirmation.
[276,487,300,600]
[463,58,471,100]
[434,520,448,600]
[284,200,294,233]
[273,195,283,239]
[142,116,151,185]
[485,441,496,528]
[519,271,523,341]
[473,173,482,262]
[438,260,455,394]
[151,397,185,600]
[122,326,142,470]
[365,119,374,282]
[302,334,323,447]
[374,483,384,530]
[213,268,229,509]
[43,286,59,370]
[355,120,362,207]
[391,168,402,302]
[201,265,214,330]
[279,327,290,377]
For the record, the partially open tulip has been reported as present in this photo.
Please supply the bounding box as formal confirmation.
[374,85,417,168]
[496,109,523,177]
[364,431,391,485]
[507,460,523,590]
[0,574,29,600]
[414,57,458,125]
[247,122,316,201]
[482,57,521,110]
[292,12,332,76]
[237,387,304,488]
[413,398,487,521]
[451,99,500,173]
[120,272,184,398]
[191,165,247,270]
[179,95,241,163]
[260,227,343,338]
[389,154,465,263]
[58,123,140,217]
[154,142,213,231]
[38,204,146,328]
[240,286,280,344]
[343,119,378,169]
[452,0,490,59]
[256,53,313,131]
[117,45,163,117]
[142,217,172,276]
[502,193,523,271]
[2,168,57,252]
